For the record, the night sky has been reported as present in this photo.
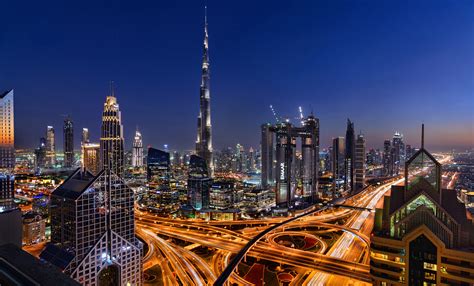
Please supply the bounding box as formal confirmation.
[1,0,473,152]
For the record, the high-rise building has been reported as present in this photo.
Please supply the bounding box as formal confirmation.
[210,180,236,210]
[46,126,56,167]
[100,84,124,177]
[0,90,15,170]
[261,114,320,207]
[40,169,142,285]
[195,7,213,174]
[0,174,22,247]
[34,137,47,171]
[188,155,212,210]
[354,133,366,191]
[63,117,74,168]
[147,147,170,187]
[371,125,474,285]
[248,147,256,172]
[344,119,355,193]
[81,128,89,145]
[261,123,275,188]
[383,139,394,176]
[405,144,413,161]
[392,131,405,174]
[132,129,143,168]
[332,137,345,197]
[82,143,100,175]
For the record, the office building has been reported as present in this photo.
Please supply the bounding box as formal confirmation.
[354,133,366,191]
[22,212,46,245]
[63,117,74,168]
[0,244,79,286]
[195,8,214,174]
[132,129,143,168]
[371,125,474,285]
[46,126,56,167]
[210,180,236,210]
[0,90,14,169]
[100,84,124,177]
[188,155,212,210]
[261,114,320,208]
[332,137,345,197]
[344,119,355,193]
[0,174,22,247]
[147,147,170,187]
[82,143,100,175]
[40,169,142,285]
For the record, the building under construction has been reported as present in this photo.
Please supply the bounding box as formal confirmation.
[261,108,320,209]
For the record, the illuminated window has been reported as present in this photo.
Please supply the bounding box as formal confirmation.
[424,262,437,271]
[406,150,440,193]
[406,194,436,216]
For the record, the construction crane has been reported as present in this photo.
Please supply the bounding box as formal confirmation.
[269,105,280,123]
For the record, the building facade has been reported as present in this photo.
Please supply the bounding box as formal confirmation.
[100,86,124,178]
[344,119,355,193]
[260,115,320,208]
[0,174,22,247]
[147,147,170,187]
[132,129,143,168]
[195,8,214,174]
[354,133,366,191]
[0,90,14,170]
[188,155,212,210]
[332,137,345,198]
[371,126,474,286]
[63,117,74,168]
[46,126,56,167]
[82,143,100,175]
[40,169,142,286]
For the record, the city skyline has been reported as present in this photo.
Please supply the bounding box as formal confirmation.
[2,0,473,152]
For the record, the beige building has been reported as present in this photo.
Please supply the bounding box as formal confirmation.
[22,212,46,245]
[82,143,100,175]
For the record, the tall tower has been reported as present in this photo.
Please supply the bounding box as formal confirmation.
[195,6,213,175]
[132,128,143,167]
[0,90,14,170]
[46,126,56,167]
[100,83,124,177]
[354,133,366,192]
[63,117,74,168]
[344,119,355,193]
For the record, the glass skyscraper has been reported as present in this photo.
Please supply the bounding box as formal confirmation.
[0,90,14,170]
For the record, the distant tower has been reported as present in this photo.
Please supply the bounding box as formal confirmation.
[63,117,74,168]
[46,126,56,167]
[100,83,124,177]
[132,128,143,167]
[0,90,15,170]
[195,6,214,174]
[392,131,405,174]
[383,139,393,176]
[81,128,89,145]
[344,119,355,193]
[354,133,366,191]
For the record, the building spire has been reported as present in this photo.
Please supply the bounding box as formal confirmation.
[109,81,115,97]
[421,124,425,149]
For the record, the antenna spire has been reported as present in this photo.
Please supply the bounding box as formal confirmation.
[109,81,115,97]
[205,5,207,26]
[421,124,425,148]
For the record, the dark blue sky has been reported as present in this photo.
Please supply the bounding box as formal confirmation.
[1,0,473,151]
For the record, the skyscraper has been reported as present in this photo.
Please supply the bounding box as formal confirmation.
[371,125,474,285]
[392,131,405,174]
[63,117,74,168]
[344,119,355,193]
[354,133,366,191]
[132,129,143,168]
[81,128,89,145]
[195,7,213,174]
[0,174,22,247]
[261,123,275,188]
[383,139,394,176]
[41,169,142,285]
[147,147,170,187]
[332,137,345,197]
[188,154,212,210]
[35,137,47,171]
[100,84,124,177]
[0,90,14,170]
[46,126,56,167]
